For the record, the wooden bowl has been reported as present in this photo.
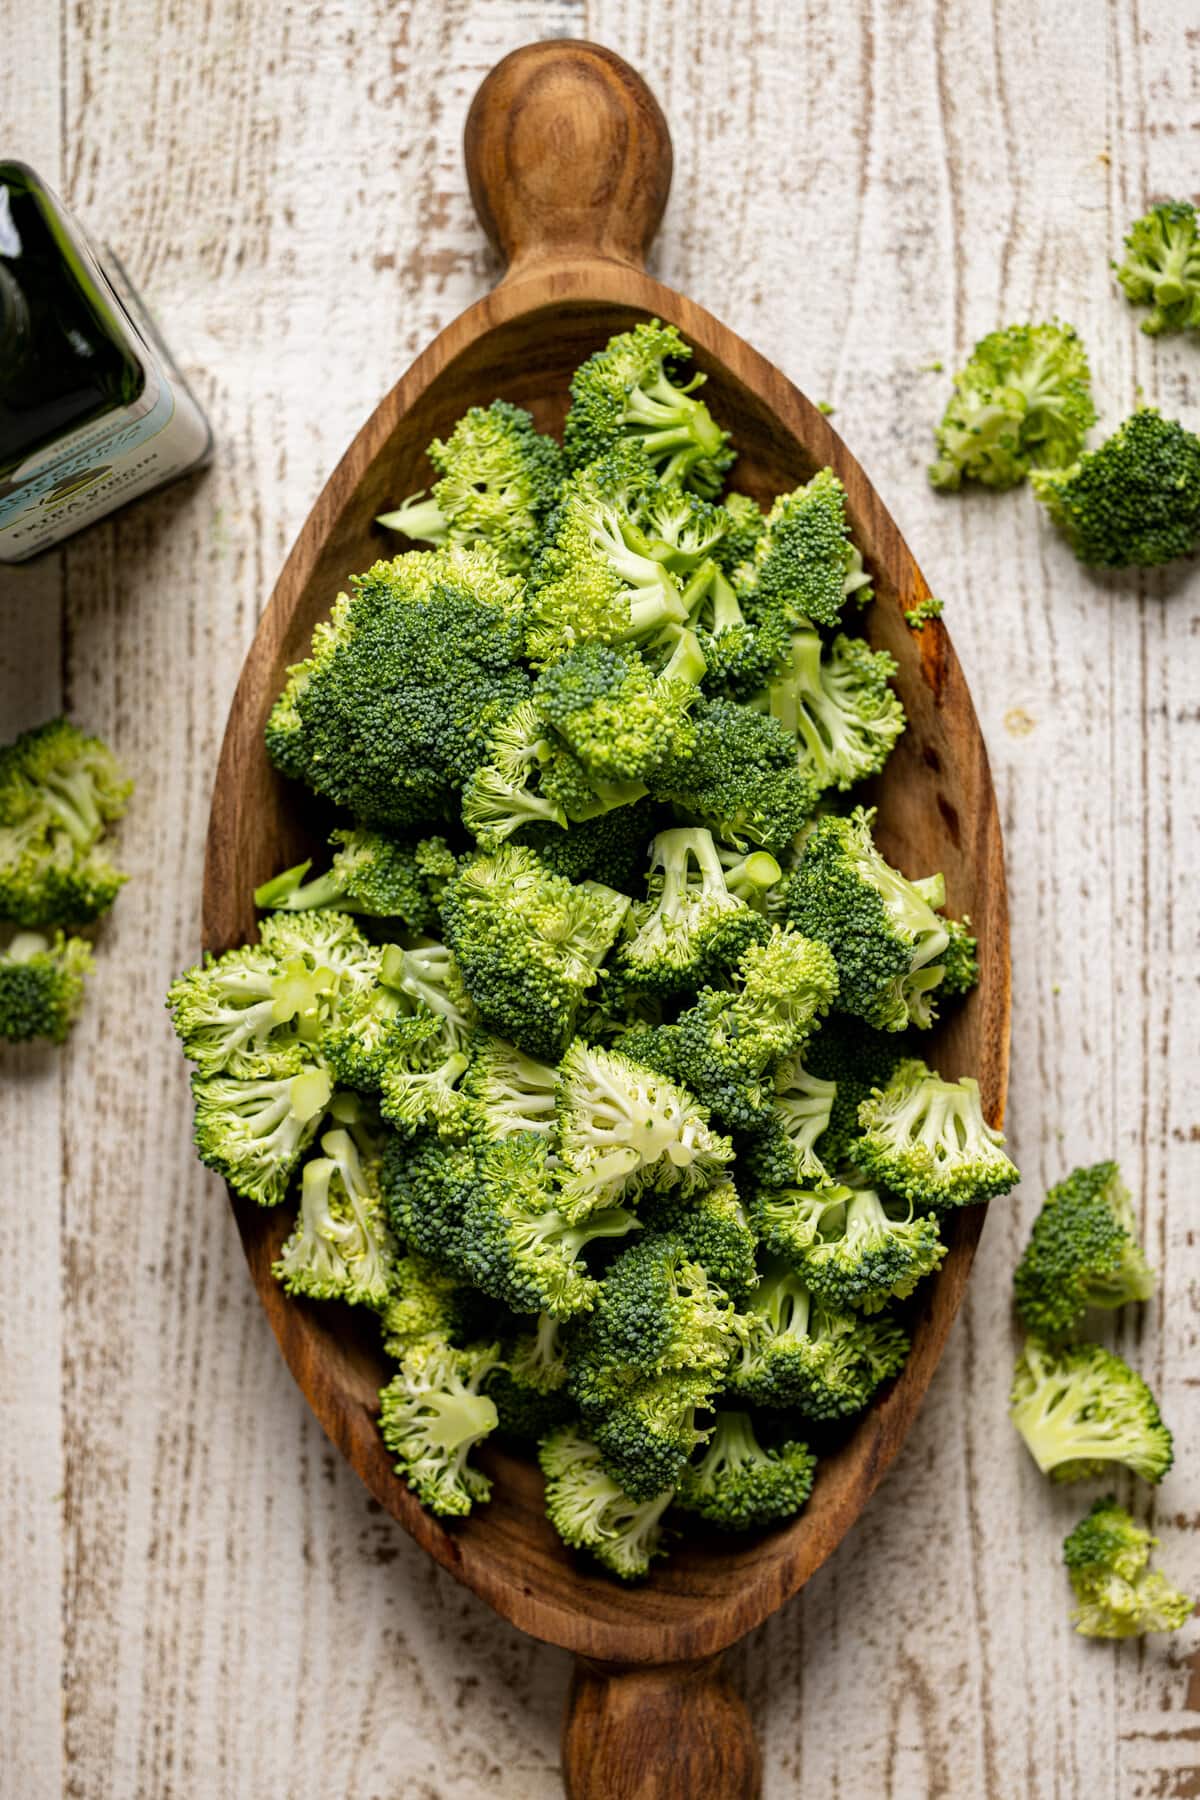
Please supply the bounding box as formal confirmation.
[203,40,1010,1799]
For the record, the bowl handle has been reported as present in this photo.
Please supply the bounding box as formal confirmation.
[464,40,672,281]
[562,1653,761,1799]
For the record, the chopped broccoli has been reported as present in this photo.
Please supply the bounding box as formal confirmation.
[273,1126,394,1306]
[855,1056,1018,1208]
[804,1014,908,1169]
[751,469,872,626]
[0,716,131,926]
[379,1129,481,1271]
[255,829,456,928]
[616,827,772,996]
[711,491,767,576]
[904,595,944,630]
[486,1314,576,1442]
[1114,200,1200,337]
[0,929,93,1043]
[747,1180,852,1270]
[539,1426,674,1579]
[569,1234,735,1392]
[780,1176,947,1314]
[191,1053,334,1207]
[1010,1338,1174,1484]
[755,629,905,795]
[378,1336,501,1516]
[521,793,662,890]
[637,485,730,571]
[378,1249,481,1359]
[533,631,706,784]
[1063,1496,1193,1638]
[376,400,564,573]
[741,1049,837,1187]
[679,560,791,698]
[939,917,979,997]
[928,322,1096,491]
[1031,408,1200,568]
[563,320,732,495]
[461,1034,560,1140]
[676,1410,816,1531]
[1013,1160,1155,1338]
[649,696,819,857]
[634,1178,759,1305]
[729,1258,909,1417]
[581,1366,717,1502]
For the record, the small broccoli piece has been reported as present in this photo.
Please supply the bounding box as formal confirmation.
[462,1034,560,1140]
[440,846,630,1061]
[461,1133,641,1318]
[784,1176,947,1314]
[539,1426,674,1579]
[649,696,819,857]
[264,545,530,830]
[0,716,132,926]
[742,1049,837,1187]
[616,827,772,995]
[676,1410,816,1531]
[569,1235,734,1392]
[581,1366,718,1501]
[533,631,706,784]
[460,699,646,848]
[748,1181,851,1269]
[256,910,382,990]
[191,1053,334,1207]
[635,1178,760,1305]
[376,400,564,573]
[679,560,791,699]
[751,469,872,627]
[0,930,93,1043]
[928,322,1096,491]
[939,917,979,998]
[168,941,336,1078]
[323,990,427,1093]
[1031,408,1200,568]
[855,1056,1018,1209]
[783,808,955,1031]
[1063,1496,1193,1638]
[712,492,767,577]
[379,1130,482,1271]
[729,1258,909,1417]
[804,1014,907,1169]
[1114,201,1200,337]
[378,1336,501,1516]
[754,628,905,795]
[255,829,456,929]
[485,1365,576,1443]
[563,320,733,496]
[378,1249,481,1359]
[379,1033,473,1137]
[1010,1337,1174,1484]
[273,1126,395,1306]
[637,486,730,571]
[521,794,662,891]
[555,1038,733,1219]
[1013,1160,1155,1339]
[904,595,944,631]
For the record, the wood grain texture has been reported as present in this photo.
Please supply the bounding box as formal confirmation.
[1,2,1197,1796]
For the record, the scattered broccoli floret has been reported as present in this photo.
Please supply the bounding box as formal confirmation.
[0,716,131,926]
[376,400,564,574]
[563,320,733,496]
[650,696,819,857]
[1013,1160,1155,1339]
[928,322,1096,491]
[1010,1337,1174,1484]
[754,628,905,797]
[254,829,456,929]
[751,469,872,626]
[273,1125,394,1306]
[533,631,706,784]
[1063,1496,1193,1638]
[539,1426,674,1579]
[904,595,944,630]
[855,1056,1018,1209]
[0,929,93,1043]
[676,1409,816,1531]
[782,1176,947,1314]
[191,1053,334,1207]
[616,827,772,996]
[1031,408,1200,568]
[729,1258,909,1417]
[634,1178,759,1305]
[1114,201,1200,337]
[741,1049,837,1188]
[378,1336,502,1516]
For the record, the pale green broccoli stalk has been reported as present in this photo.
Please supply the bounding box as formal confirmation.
[648,696,819,857]
[855,1057,1018,1209]
[378,1336,502,1517]
[715,843,785,910]
[616,827,772,996]
[0,929,93,1043]
[273,1126,395,1306]
[1114,201,1200,336]
[533,630,707,784]
[751,469,872,627]
[0,716,132,926]
[1031,408,1200,568]
[563,320,733,496]
[742,1049,837,1187]
[754,628,906,795]
[539,1426,674,1580]
[376,400,564,574]
[728,1258,909,1417]
[461,1034,560,1140]
[191,1054,334,1207]
[928,322,1096,491]
[1010,1338,1174,1485]
[1013,1160,1155,1339]
[255,829,456,930]
[676,1410,816,1532]
[634,1177,759,1305]
[782,1176,947,1314]
[1063,1497,1193,1638]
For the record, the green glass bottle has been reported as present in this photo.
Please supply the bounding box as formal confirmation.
[0,161,211,563]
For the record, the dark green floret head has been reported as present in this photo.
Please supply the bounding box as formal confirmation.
[649,696,819,858]
[1013,1159,1155,1338]
[1030,407,1200,568]
[533,632,706,784]
[0,929,94,1043]
[1062,1495,1193,1638]
[676,1410,816,1532]
[752,468,872,626]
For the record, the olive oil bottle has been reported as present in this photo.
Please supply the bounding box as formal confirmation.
[0,161,211,563]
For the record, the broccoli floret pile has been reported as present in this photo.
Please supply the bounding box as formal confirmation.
[170,324,1008,1578]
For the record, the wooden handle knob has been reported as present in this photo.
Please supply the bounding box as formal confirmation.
[464,40,672,278]
[562,1655,762,1800]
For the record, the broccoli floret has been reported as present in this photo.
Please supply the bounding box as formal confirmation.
[748,1180,851,1269]
[0,717,131,926]
[264,545,530,829]
[569,1235,734,1396]
[904,595,945,631]
[676,1410,816,1531]
[754,628,905,795]
[1114,201,1200,337]
[273,1125,395,1306]
[461,1034,560,1140]
[254,829,456,929]
[376,400,564,573]
[928,322,1096,491]
[0,929,94,1043]
[461,698,632,847]
[616,827,772,996]
[751,470,872,627]
[522,794,662,890]
[379,1129,482,1271]
[729,1258,909,1417]
[191,1054,334,1207]
[1031,408,1200,568]
[633,1179,760,1305]
[168,942,332,1078]
[855,1056,1018,1209]
[378,1336,501,1516]
[783,1176,947,1314]
[485,1364,576,1444]
[555,1038,733,1219]
[378,1249,481,1359]
[804,1014,907,1169]
[440,846,630,1061]
[637,486,730,571]
[1063,1496,1193,1638]
[649,696,819,857]
[379,1032,473,1137]
[539,1426,674,1579]
[783,808,956,1031]
[741,1049,837,1187]
[563,320,733,496]
[679,561,791,698]
[533,631,706,784]
[1013,1160,1155,1339]
[1010,1337,1174,1484]
[461,1133,640,1318]
[583,1367,717,1501]
[939,917,979,998]
[711,492,767,577]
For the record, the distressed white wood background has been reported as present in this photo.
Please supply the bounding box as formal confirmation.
[2,1,1198,1794]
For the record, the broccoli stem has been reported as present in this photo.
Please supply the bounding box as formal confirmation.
[376,493,449,542]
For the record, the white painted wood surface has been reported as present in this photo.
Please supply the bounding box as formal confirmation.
[2,2,1198,1793]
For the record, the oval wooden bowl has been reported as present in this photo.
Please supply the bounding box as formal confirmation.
[203,40,1010,1800]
